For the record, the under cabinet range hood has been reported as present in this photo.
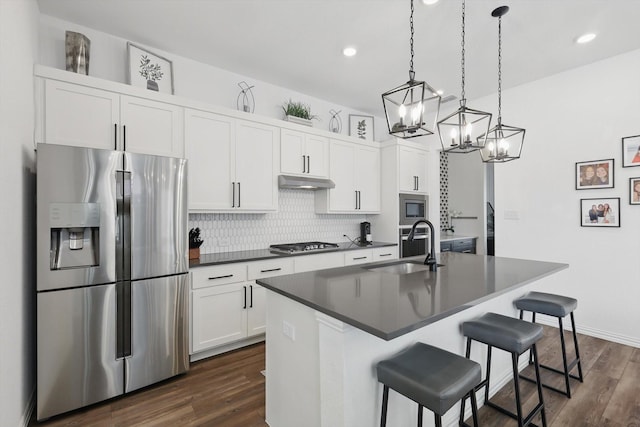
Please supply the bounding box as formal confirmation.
[278,175,335,190]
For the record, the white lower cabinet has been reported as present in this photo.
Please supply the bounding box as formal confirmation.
[372,246,399,261]
[344,249,373,266]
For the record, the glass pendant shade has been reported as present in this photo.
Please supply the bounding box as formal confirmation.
[382,77,441,139]
[437,101,492,153]
[479,119,525,162]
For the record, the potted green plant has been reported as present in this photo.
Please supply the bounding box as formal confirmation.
[282,99,318,127]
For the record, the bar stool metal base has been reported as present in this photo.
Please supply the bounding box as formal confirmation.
[518,309,584,398]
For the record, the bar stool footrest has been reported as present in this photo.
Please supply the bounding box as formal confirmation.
[485,399,543,427]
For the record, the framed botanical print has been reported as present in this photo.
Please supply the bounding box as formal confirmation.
[349,114,374,141]
[127,42,174,94]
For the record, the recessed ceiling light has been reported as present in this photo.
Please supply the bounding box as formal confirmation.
[422,0,439,5]
[343,47,357,57]
[576,33,596,44]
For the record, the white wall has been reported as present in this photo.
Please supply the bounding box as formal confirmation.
[0,0,40,425]
[38,15,387,138]
[474,49,640,346]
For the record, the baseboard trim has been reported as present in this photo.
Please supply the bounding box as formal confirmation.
[190,334,265,362]
[534,317,640,348]
[21,388,35,427]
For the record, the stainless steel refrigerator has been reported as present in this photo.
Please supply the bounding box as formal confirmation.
[36,143,189,420]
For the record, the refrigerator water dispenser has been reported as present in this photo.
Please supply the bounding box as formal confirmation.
[49,202,100,270]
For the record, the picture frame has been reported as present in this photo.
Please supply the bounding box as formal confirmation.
[621,135,640,167]
[580,197,620,227]
[575,159,614,190]
[126,42,174,94]
[630,177,640,205]
[349,114,374,141]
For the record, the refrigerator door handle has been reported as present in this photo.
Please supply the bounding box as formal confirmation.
[116,171,132,282]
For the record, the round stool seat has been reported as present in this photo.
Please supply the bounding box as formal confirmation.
[514,291,577,317]
[462,312,543,354]
[377,342,481,416]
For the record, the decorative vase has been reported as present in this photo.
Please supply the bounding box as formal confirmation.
[285,115,313,127]
[65,31,90,75]
[147,80,159,91]
[189,247,200,260]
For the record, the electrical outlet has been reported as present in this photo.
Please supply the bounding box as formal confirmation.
[218,237,230,247]
[282,320,296,341]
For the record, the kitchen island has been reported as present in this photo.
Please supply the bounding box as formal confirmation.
[257,252,568,427]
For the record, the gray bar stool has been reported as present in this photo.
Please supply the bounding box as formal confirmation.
[514,291,584,398]
[376,342,481,427]
[461,313,546,427]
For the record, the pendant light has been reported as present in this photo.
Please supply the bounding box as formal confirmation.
[479,6,525,163]
[438,0,492,153]
[382,0,441,139]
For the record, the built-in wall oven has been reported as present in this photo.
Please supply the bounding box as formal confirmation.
[399,193,428,226]
[399,227,428,258]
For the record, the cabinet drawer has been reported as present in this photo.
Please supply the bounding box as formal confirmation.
[440,241,452,252]
[191,263,247,289]
[294,252,344,273]
[344,249,372,266]
[247,258,294,280]
[372,246,398,260]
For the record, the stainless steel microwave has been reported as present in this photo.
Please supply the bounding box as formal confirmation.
[399,193,428,225]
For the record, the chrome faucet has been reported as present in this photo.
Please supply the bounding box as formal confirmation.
[408,219,437,271]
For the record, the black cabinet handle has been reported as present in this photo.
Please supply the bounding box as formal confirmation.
[260,268,282,273]
[416,176,419,191]
[302,155,306,173]
[355,190,358,209]
[208,274,233,280]
[114,123,117,150]
[123,125,127,152]
[243,286,247,309]
[307,155,310,173]
[232,182,236,207]
[238,182,241,207]
[378,253,392,257]
[353,256,367,260]
[249,285,253,308]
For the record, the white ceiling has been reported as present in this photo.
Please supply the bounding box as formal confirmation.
[37,0,640,117]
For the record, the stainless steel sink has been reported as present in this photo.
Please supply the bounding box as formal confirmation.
[366,261,444,275]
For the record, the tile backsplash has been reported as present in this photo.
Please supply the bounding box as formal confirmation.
[189,190,369,254]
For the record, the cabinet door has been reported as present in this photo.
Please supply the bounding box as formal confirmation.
[121,95,184,157]
[356,145,380,212]
[304,134,329,178]
[43,80,119,150]
[191,283,248,353]
[280,129,306,175]
[247,284,266,337]
[184,109,235,211]
[399,147,427,193]
[235,120,279,211]
[328,140,357,212]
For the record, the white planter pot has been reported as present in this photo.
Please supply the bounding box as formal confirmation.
[285,115,313,127]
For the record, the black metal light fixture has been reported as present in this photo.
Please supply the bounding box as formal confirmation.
[479,6,525,163]
[438,0,492,153]
[382,0,441,139]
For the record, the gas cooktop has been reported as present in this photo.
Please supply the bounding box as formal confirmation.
[269,241,339,255]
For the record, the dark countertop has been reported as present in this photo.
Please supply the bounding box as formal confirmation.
[189,241,397,268]
[257,253,568,341]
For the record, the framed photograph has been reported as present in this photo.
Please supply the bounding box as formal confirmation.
[630,177,640,205]
[349,114,374,141]
[622,135,640,167]
[575,159,614,190]
[127,42,174,94]
[580,197,620,227]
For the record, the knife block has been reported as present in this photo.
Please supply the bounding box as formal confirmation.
[189,247,200,260]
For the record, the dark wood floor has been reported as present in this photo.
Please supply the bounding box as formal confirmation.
[32,326,640,426]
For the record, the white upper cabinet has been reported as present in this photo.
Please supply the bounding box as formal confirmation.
[399,146,428,193]
[315,139,380,214]
[185,109,278,212]
[38,78,184,157]
[280,129,329,177]
[119,95,184,157]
